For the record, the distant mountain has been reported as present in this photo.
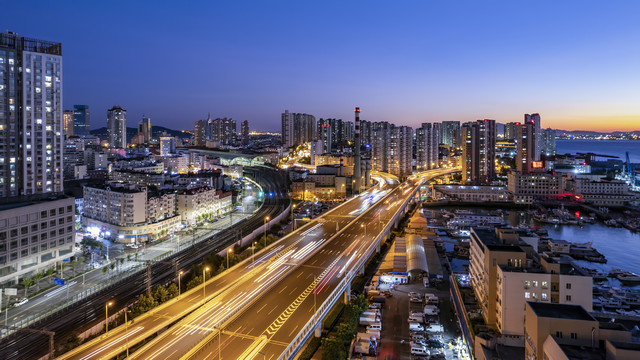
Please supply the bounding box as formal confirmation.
[90,126,191,142]
[554,129,640,136]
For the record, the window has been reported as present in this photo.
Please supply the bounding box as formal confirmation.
[0,232,5,240]
[59,207,64,214]
[21,238,28,246]
[525,292,530,299]
[10,229,17,237]
[532,281,538,287]
[524,280,530,289]
[31,225,38,232]
[21,249,28,257]
[40,243,47,251]
[556,331,563,338]
[21,226,28,234]
[532,292,537,299]
[566,295,572,301]
[31,246,38,254]
[570,333,577,340]
[41,211,47,218]
[41,222,47,229]
[542,293,548,300]
[566,283,571,289]
[541,281,548,289]
[10,241,17,249]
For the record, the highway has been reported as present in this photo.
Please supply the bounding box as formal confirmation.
[185,169,452,360]
[0,167,289,360]
[75,174,398,360]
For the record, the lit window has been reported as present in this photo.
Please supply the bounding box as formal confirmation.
[525,292,530,299]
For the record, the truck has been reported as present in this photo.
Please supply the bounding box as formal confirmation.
[370,296,386,304]
[425,324,444,333]
[354,339,378,356]
[359,314,380,326]
[357,332,380,341]
[423,304,440,316]
[366,328,381,339]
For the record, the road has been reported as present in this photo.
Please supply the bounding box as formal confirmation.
[186,169,452,360]
[0,166,289,360]
[83,174,398,360]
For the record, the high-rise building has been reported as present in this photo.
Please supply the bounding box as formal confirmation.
[73,105,91,136]
[240,120,249,146]
[461,119,496,184]
[138,116,152,144]
[441,121,460,148]
[370,121,390,173]
[160,136,176,156]
[389,125,413,179]
[281,110,315,148]
[107,105,127,149]
[541,128,556,157]
[210,117,236,146]
[524,113,541,160]
[416,123,440,171]
[0,31,64,197]
[319,119,332,154]
[503,122,518,141]
[193,119,205,147]
[516,122,536,173]
[63,110,74,137]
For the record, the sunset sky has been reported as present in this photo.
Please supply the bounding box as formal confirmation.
[3,1,639,132]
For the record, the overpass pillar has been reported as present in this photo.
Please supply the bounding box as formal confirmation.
[358,265,364,275]
[376,241,381,254]
[315,321,323,337]
[344,283,351,304]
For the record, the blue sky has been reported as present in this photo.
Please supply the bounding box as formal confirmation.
[3,1,640,131]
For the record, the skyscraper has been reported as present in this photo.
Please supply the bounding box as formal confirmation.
[370,121,390,173]
[138,116,152,144]
[524,113,541,160]
[504,122,518,141]
[319,119,332,154]
[193,119,205,147]
[516,122,535,173]
[441,121,460,148]
[107,105,127,148]
[0,31,64,197]
[541,128,556,157]
[461,119,496,184]
[281,110,316,147]
[211,117,236,146]
[73,105,91,136]
[63,110,74,137]
[389,125,413,179]
[240,120,249,146]
[416,123,440,171]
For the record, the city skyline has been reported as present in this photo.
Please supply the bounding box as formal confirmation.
[2,1,640,133]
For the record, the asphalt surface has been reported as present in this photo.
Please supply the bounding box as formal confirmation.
[186,170,452,360]
[121,175,400,360]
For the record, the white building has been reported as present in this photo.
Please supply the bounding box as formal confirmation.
[508,170,563,200]
[177,187,232,225]
[0,196,76,286]
[566,176,636,206]
[163,155,188,174]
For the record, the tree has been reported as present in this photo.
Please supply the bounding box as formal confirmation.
[132,294,158,316]
[78,256,86,271]
[33,272,44,291]
[22,277,34,297]
[167,283,179,299]
[153,285,171,304]
[71,259,78,274]
[102,266,108,276]
[186,275,202,290]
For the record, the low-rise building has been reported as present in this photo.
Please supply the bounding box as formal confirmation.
[508,170,563,200]
[432,184,510,202]
[0,196,76,286]
[163,155,188,174]
[566,176,636,206]
[177,187,233,225]
[110,169,166,188]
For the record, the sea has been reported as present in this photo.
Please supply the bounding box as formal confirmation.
[556,139,640,163]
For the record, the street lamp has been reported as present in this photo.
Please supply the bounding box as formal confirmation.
[178,271,183,298]
[202,267,210,303]
[361,223,366,237]
[125,309,130,357]
[105,301,113,334]
[264,216,270,248]
[227,248,233,269]
[252,241,257,270]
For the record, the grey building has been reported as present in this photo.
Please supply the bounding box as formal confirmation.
[461,120,496,184]
[107,105,127,149]
[0,31,64,198]
[240,120,249,146]
[73,105,90,136]
[281,110,315,148]
[441,121,460,148]
[138,117,152,144]
[541,128,556,157]
[524,113,541,160]
[416,122,440,171]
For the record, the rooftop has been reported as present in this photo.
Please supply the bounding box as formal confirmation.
[528,302,595,322]
[0,194,71,212]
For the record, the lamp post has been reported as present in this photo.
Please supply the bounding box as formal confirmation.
[263,216,270,248]
[178,271,183,298]
[105,301,113,334]
[202,267,210,303]
[125,310,130,357]
[361,223,366,237]
[227,248,233,269]
[252,241,257,269]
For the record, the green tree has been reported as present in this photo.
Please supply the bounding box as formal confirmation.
[167,283,179,299]
[22,277,34,297]
[153,285,171,304]
[186,275,202,290]
[78,256,86,271]
[132,294,158,316]
[33,272,44,291]
[102,266,108,276]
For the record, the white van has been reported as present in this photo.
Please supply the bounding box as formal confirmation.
[367,323,382,332]
[410,344,430,356]
[425,324,444,333]
[423,304,440,315]
[409,322,424,332]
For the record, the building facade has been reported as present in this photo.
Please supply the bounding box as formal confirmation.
[0,31,64,198]
[461,119,496,184]
[240,120,249,146]
[541,128,556,157]
[73,105,90,136]
[441,120,460,148]
[107,105,127,149]
[281,110,315,148]
[416,122,440,171]
[63,110,74,137]
[193,119,205,147]
[138,117,152,144]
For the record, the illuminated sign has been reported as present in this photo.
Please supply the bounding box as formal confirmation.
[531,161,544,169]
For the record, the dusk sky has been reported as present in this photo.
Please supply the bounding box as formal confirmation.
[3,1,640,132]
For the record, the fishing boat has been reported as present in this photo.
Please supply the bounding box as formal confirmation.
[616,272,640,285]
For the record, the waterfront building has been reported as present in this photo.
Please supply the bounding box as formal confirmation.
[431,184,509,202]
[565,176,636,206]
[107,105,127,149]
[138,117,152,144]
[516,122,537,173]
[416,122,440,171]
[0,31,65,197]
[442,120,460,148]
[461,120,496,184]
[541,128,556,157]
[524,113,541,160]
[240,120,249,146]
[524,302,640,360]
[63,110,74,137]
[0,196,76,286]
[73,105,91,136]
[508,170,563,201]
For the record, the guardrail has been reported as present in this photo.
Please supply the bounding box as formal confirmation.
[278,177,429,359]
